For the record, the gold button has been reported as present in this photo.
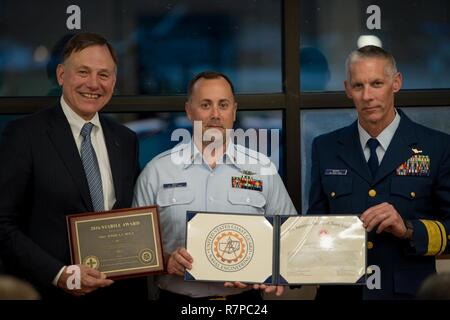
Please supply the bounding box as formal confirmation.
[410,192,416,198]
[330,192,336,198]
[367,241,374,249]
[448,235,450,240]
[368,189,377,197]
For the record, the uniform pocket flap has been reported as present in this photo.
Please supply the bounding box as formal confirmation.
[322,176,353,198]
[228,189,266,208]
[156,188,194,207]
[391,176,432,199]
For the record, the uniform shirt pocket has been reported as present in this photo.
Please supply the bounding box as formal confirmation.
[390,176,432,200]
[322,176,353,199]
[228,189,266,214]
[156,187,195,207]
[156,187,195,245]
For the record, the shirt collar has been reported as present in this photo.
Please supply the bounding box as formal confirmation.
[223,140,237,165]
[60,96,101,137]
[358,108,401,151]
[182,139,236,169]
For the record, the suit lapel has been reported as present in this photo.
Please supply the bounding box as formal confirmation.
[101,116,122,209]
[373,112,418,184]
[47,105,93,211]
[337,122,373,184]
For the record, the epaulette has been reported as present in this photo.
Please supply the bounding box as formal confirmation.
[153,142,190,160]
[234,144,271,166]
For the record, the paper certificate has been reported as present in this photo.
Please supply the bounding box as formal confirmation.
[185,212,273,283]
[279,216,366,284]
[185,212,366,285]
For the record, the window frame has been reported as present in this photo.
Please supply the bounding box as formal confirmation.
[1,1,450,213]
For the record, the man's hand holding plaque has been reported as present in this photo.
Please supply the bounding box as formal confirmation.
[57,264,113,296]
[67,206,165,280]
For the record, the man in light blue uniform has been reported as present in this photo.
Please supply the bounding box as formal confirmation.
[133,71,297,300]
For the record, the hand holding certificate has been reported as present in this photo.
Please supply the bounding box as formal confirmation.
[185,212,366,285]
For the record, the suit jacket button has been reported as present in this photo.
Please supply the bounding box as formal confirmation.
[368,189,377,197]
[330,192,336,198]
[410,192,416,198]
[367,241,374,249]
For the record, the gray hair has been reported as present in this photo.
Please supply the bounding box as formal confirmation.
[346,45,397,80]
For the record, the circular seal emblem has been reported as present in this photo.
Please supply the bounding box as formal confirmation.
[138,248,154,264]
[83,255,100,269]
[205,223,254,272]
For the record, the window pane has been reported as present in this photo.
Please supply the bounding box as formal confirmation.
[300,107,450,213]
[300,109,357,213]
[300,0,450,91]
[110,110,285,178]
[0,0,281,97]
[0,110,284,180]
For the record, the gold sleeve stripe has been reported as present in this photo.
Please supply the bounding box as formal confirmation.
[420,219,442,256]
[435,221,447,255]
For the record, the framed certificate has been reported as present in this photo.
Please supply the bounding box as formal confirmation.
[67,206,165,279]
[185,212,366,285]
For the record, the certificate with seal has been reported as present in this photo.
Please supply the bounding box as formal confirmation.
[279,216,366,284]
[67,206,165,279]
[186,212,273,284]
[185,212,366,285]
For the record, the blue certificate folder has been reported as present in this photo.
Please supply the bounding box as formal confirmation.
[184,211,367,285]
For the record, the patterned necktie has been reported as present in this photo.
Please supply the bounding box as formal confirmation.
[80,122,104,212]
[367,138,380,178]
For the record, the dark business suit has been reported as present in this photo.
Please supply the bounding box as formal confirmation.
[0,104,147,299]
[308,109,450,299]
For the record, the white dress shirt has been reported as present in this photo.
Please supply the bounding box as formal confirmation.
[53,96,116,286]
[358,109,401,164]
[60,96,116,210]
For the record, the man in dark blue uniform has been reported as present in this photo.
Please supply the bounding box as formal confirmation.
[308,45,450,299]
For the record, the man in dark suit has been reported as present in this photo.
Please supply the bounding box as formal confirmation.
[0,33,147,299]
[308,45,450,299]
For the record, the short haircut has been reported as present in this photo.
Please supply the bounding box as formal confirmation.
[62,33,118,67]
[346,45,397,80]
[187,71,235,99]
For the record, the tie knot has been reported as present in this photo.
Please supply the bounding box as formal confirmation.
[367,138,379,152]
[81,122,94,138]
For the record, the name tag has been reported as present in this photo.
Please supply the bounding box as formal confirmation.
[324,169,347,176]
[163,182,187,189]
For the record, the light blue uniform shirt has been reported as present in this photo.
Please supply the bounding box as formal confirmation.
[133,141,297,298]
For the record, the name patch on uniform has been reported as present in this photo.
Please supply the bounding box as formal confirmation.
[324,169,348,176]
[163,182,187,189]
[396,154,430,176]
[232,175,263,192]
